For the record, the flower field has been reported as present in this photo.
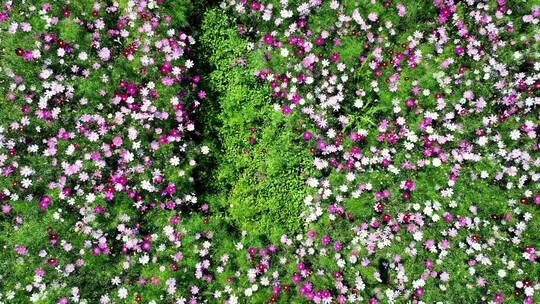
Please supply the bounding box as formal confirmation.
[0,0,539,303]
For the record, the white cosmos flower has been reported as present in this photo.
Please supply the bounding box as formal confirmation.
[117,287,128,299]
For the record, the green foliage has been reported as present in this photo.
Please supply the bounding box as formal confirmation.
[199,9,316,242]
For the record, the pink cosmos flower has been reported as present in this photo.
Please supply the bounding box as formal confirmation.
[98,47,111,61]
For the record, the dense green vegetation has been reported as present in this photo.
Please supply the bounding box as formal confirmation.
[198,8,317,241]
